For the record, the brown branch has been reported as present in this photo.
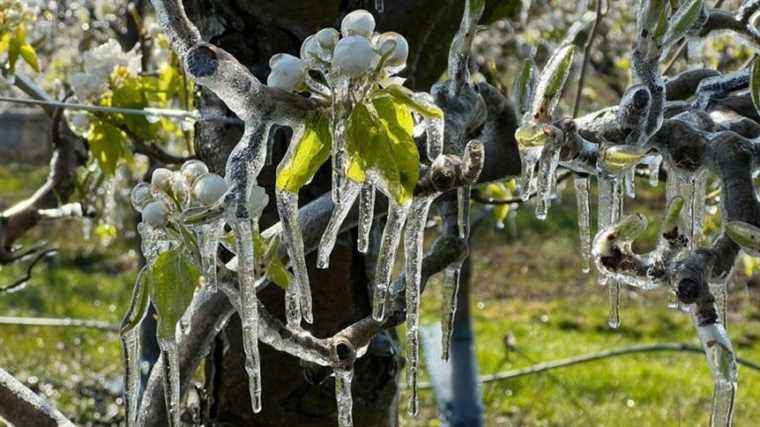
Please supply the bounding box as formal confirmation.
[0,368,74,426]
[0,249,57,293]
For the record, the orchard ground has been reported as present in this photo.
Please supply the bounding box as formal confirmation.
[1,162,759,426]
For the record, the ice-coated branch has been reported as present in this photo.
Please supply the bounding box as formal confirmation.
[0,368,74,426]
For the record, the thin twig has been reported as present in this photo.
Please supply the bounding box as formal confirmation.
[418,342,760,389]
[0,249,57,293]
[0,316,119,332]
[573,0,604,118]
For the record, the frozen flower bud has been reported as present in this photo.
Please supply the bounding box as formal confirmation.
[267,53,306,92]
[171,172,190,205]
[341,10,375,38]
[181,160,209,185]
[130,182,153,211]
[142,200,169,228]
[151,168,173,193]
[378,32,408,69]
[333,36,378,78]
[193,174,228,206]
[316,28,339,50]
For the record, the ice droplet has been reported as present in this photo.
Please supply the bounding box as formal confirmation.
[403,196,435,416]
[574,176,592,273]
[318,182,361,269]
[372,203,410,321]
[276,191,313,324]
[357,184,376,254]
[335,368,354,427]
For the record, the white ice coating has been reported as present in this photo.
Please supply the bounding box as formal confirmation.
[357,184,376,254]
[424,114,444,161]
[158,338,181,427]
[441,262,462,362]
[232,220,263,413]
[372,203,411,321]
[318,182,362,269]
[375,0,384,13]
[123,328,141,427]
[597,177,623,328]
[695,321,738,427]
[646,154,662,187]
[402,195,435,416]
[574,176,592,273]
[710,281,728,326]
[276,191,313,324]
[330,77,351,204]
[285,281,302,329]
[335,368,354,427]
[535,146,560,220]
[624,168,636,199]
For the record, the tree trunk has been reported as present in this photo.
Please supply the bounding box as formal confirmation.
[182,1,469,424]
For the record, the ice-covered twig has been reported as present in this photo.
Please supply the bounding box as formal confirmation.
[0,367,75,426]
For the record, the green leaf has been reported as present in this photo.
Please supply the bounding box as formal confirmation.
[751,57,760,117]
[346,97,420,206]
[7,25,25,75]
[149,248,200,339]
[469,0,486,15]
[88,120,128,175]
[276,112,332,193]
[121,267,151,334]
[663,0,704,45]
[19,44,39,72]
[375,85,443,119]
[0,33,11,54]
[513,59,536,116]
[531,44,575,122]
[267,256,292,290]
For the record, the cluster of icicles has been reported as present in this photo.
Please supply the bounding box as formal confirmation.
[123,9,467,427]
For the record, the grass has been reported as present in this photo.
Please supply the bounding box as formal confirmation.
[2,163,760,426]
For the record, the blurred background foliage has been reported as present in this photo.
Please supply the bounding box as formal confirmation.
[1,0,759,425]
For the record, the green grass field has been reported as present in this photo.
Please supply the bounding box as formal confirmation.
[1,163,759,426]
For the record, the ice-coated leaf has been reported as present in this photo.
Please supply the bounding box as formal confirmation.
[725,221,760,257]
[149,248,200,339]
[640,0,669,36]
[121,267,151,334]
[751,57,760,117]
[599,145,649,174]
[374,85,444,119]
[609,213,648,242]
[662,196,685,236]
[515,122,559,149]
[663,0,704,46]
[345,97,420,206]
[531,44,575,122]
[512,59,536,116]
[276,112,332,193]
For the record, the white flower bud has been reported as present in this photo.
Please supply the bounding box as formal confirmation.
[333,36,378,78]
[267,53,306,92]
[151,168,173,193]
[378,32,408,69]
[171,173,190,205]
[180,160,209,185]
[130,182,153,211]
[142,200,169,228]
[316,28,339,50]
[341,10,375,38]
[193,174,228,206]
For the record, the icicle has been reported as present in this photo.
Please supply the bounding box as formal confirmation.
[357,184,375,254]
[285,282,302,329]
[335,368,354,427]
[232,220,263,413]
[372,203,410,321]
[441,261,462,361]
[624,168,636,199]
[535,146,560,220]
[646,155,662,187]
[519,147,541,201]
[158,338,181,427]
[122,328,141,427]
[424,116,444,161]
[374,0,384,13]
[403,196,435,416]
[598,176,623,327]
[458,186,471,238]
[608,280,621,328]
[330,77,351,204]
[695,321,738,427]
[198,219,224,292]
[574,176,592,273]
[276,191,313,324]
[318,182,362,269]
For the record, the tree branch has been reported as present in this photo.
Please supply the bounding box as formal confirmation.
[0,368,74,426]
